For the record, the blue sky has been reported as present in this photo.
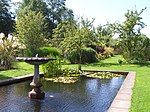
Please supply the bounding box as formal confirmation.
[12,0,150,37]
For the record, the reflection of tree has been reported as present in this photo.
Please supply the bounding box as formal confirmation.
[0,86,12,108]
[13,81,31,96]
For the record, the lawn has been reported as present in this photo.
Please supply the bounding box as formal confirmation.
[0,55,150,111]
[0,62,43,80]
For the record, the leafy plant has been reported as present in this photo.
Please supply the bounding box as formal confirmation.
[37,47,62,57]
[42,56,79,77]
[42,56,62,77]
[15,10,48,56]
[53,17,95,70]
[67,47,98,64]
[0,35,18,70]
[113,8,149,63]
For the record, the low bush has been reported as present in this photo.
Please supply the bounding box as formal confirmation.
[102,47,114,58]
[67,47,98,64]
[37,47,62,57]
[97,47,114,60]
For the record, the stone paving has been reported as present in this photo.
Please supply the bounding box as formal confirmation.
[108,72,136,112]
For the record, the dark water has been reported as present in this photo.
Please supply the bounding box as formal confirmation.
[0,76,125,112]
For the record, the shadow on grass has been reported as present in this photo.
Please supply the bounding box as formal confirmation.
[137,62,150,67]
[84,62,120,67]
[0,74,12,80]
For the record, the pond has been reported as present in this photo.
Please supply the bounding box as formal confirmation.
[0,76,125,112]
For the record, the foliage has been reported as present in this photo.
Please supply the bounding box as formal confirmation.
[143,36,150,61]
[0,0,15,36]
[95,23,115,47]
[97,46,114,60]
[52,20,76,45]
[0,35,18,70]
[18,0,74,38]
[42,56,79,77]
[102,47,114,58]
[114,8,148,63]
[53,17,95,70]
[67,47,98,64]
[37,47,62,57]
[42,56,62,77]
[15,10,48,56]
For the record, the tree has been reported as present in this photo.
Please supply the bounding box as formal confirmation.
[17,0,74,38]
[53,17,95,70]
[15,11,48,56]
[0,0,15,36]
[114,8,147,63]
[95,23,115,47]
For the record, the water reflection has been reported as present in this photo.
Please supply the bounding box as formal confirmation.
[0,76,125,112]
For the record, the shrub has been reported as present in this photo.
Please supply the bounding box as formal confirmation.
[37,47,62,57]
[42,56,79,77]
[67,47,98,64]
[0,34,18,70]
[42,56,62,77]
[102,47,114,58]
[23,48,35,57]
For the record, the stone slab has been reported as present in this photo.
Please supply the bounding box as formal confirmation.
[108,72,136,112]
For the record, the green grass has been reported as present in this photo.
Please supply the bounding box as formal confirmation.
[0,55,150,111]
[0,62,34,80]
[0,62,43,80]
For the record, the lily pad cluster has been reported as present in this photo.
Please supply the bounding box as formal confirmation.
[82,72,122,79]
[45,77,78,83]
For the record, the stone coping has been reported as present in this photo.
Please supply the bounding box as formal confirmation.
[0,73,43,86]
[107,72,136,112]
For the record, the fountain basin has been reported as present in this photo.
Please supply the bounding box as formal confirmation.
[16,57,56,99]
[16,57,56,65]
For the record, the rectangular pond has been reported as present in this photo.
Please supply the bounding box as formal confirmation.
[0,76,125,112]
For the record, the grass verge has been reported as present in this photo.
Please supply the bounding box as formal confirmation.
[0,62,43,80]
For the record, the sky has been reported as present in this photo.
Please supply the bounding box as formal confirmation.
[12,0,150,37]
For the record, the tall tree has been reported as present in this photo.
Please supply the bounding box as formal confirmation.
[0,0,15,36]
[17,0,74,38]
[53,17,94,70]
[15,11,48,56]
[96,23,115,47]
[114,8,147,63]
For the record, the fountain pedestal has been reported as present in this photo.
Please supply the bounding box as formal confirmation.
[16,57,55,99]
[28,64,44,99]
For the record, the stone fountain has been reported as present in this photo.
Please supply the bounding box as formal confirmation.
[16,55,55,99]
